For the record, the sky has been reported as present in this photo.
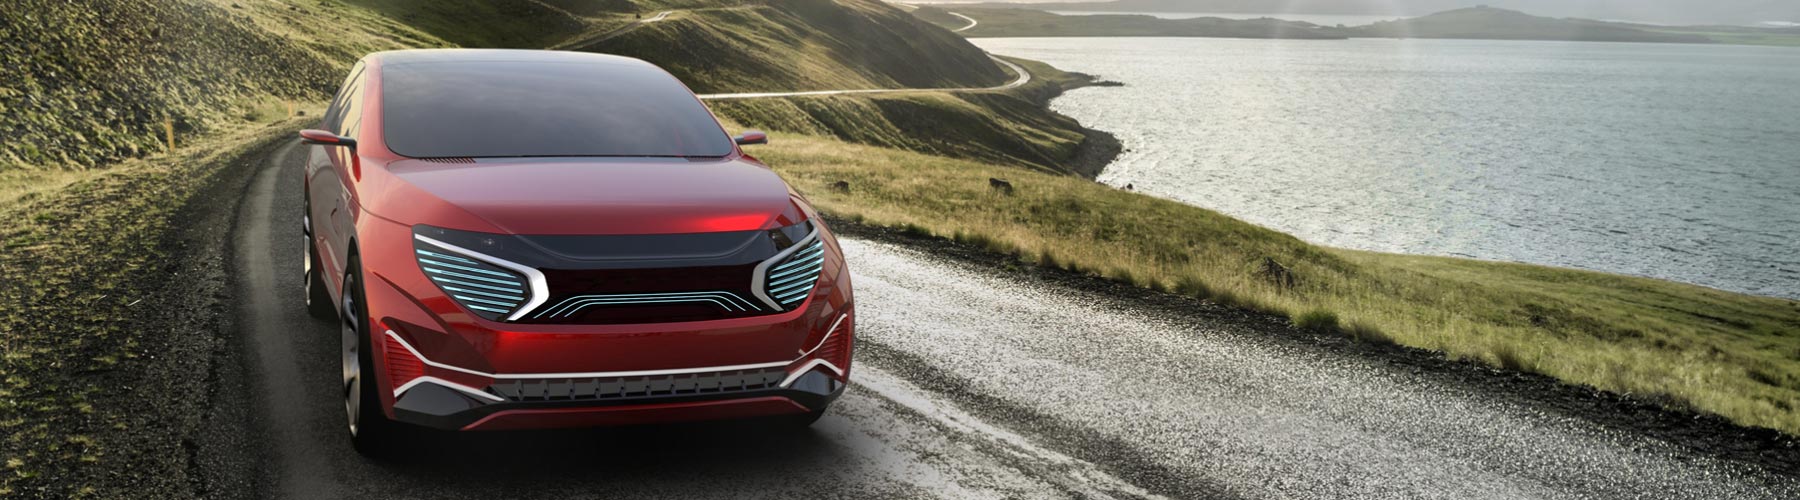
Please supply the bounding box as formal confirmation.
[908,0,1800,26]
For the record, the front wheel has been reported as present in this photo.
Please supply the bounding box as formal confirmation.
[342,257,400,457]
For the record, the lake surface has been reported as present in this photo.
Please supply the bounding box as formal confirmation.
[972,38,1800,299]
[1047,10,1403,26]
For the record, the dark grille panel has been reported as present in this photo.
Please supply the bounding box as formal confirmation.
[532,291,763,320]
[486,367,788,402]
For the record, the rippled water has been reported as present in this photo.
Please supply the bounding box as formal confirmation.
[973,38,1800,299]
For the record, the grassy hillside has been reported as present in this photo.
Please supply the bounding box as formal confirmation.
[601,0,1009,93]
[744,125,1800,438]
[585,1,1111,174]
[0,0,340,171]
[707,58,1115,176]
[339,0,588,48]
[921,7,1349,39]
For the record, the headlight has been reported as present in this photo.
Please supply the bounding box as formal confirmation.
[412,226,546,321]
[754,222,825,311]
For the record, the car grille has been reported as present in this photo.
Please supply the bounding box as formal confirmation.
[530,291,765,320]
[485,367,789,402]
[415,222,823,324]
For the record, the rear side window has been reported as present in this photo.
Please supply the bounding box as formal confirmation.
[321,62,366,133]
[380,61,734,158]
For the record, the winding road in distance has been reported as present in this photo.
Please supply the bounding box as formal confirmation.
[215,140,1800,499]
[948,11,979,32]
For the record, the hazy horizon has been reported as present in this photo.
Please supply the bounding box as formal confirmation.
[907,0,1800,26]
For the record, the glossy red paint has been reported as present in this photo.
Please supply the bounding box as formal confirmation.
[305,50,853,434]
[298,129,353,146]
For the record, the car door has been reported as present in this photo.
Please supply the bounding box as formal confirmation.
[308,63,365,296]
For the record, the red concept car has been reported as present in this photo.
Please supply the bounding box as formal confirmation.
[300,49,853,455]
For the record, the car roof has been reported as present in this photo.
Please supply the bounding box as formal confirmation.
[366,49,660,71]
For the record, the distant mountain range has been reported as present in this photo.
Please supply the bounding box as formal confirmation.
[1351,6,1713,43]
[928,5,1771,44]
[943,0,1800,26]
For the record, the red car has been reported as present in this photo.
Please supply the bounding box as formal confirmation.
[300,49,853,455]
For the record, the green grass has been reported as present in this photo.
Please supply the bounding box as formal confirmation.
[744,127,1800,436]
[0,0,342,171]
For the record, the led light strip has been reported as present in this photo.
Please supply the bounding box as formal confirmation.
[394,376,505,402]
[751,227,823,310]
[414,234,549,321]
[385,312,850,399]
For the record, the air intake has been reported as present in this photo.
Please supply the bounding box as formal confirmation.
[413,235,543,321]
[485,367,789,402]
[755,230,825,310]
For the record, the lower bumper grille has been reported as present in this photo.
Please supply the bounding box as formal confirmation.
[485,367,789,403]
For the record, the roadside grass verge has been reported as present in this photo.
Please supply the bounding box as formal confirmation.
[745,128,1800,435]
[0,115,314,497]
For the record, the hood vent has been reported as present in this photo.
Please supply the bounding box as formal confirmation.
[420,157,476,164]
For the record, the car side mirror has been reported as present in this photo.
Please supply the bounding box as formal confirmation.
[734,130,768,146]
[300,129,357,148]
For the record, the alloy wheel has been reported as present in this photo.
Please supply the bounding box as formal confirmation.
[341,280,363,436]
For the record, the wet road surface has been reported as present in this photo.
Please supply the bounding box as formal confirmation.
[227,141,1800,498]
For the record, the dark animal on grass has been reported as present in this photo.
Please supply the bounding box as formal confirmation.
[1259,257,1297,289]
[989,178,1014,195]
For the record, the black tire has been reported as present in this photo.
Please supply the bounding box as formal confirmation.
[342,257,401,458]
[305,237,335,320]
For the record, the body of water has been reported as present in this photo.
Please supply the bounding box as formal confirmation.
[1046,10,1404,26]
[972,37,1800,299]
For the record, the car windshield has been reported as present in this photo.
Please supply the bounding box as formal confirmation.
[380,60,734,158]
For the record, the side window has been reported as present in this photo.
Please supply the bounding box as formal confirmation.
[321,62,366,132]
[336,71,369,137]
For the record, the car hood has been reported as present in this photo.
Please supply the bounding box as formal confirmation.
[380,157,802,235]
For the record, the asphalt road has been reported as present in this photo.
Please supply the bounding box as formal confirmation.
[226,141,1800,499]
[949,11,979,32]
